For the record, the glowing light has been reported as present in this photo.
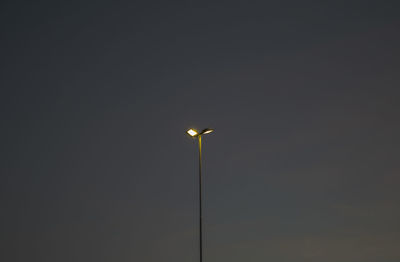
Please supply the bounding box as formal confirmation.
[202,129,214,135]
[187,129,198,137]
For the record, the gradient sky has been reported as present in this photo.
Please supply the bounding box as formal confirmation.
[1,1,400,262]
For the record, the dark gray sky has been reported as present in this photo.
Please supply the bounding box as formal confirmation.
[1,1,400,261]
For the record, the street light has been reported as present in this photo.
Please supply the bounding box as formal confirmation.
[186,127,214,262]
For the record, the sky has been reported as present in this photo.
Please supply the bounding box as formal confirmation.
[1,1,400,261]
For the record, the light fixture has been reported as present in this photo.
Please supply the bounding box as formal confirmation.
[200,128,214,135]
[187,128,199,137]
[186,128,214,137]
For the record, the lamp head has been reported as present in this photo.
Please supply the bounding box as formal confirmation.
[186,128,214,137]
[187,128,199,137]
[200,128,214,135]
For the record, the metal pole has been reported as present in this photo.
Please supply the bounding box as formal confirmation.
[198,135,203,262]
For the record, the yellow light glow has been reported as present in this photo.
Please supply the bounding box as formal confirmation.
[202,129,213,134]
[187,129,198,137]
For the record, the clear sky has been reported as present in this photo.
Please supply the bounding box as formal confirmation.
[1,1,400,261]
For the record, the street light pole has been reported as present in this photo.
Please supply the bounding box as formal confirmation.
[198,134,203,262]
[186,128,214,262]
